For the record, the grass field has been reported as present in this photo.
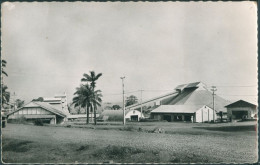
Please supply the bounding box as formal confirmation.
[2,121,258,163]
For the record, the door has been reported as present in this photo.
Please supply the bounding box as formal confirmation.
[131,115,138,121]
[163,115,171,122]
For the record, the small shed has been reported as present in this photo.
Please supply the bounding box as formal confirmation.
[151,105,216,123]
[225,100,257,120]
[100,109,143,121]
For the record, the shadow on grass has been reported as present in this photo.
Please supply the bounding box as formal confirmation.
[3,140,33,152]
[193,125,256,132]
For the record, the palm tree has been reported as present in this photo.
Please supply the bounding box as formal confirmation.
[81,71,102,125]
[73,84,92,124]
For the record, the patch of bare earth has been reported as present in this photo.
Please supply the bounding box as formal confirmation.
[2,123,258,163]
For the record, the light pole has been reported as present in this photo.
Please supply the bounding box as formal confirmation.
[211,86,217,122]
[120,77,126,125]
[140,89,143,118]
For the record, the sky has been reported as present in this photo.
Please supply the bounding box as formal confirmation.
[2,2,258,105]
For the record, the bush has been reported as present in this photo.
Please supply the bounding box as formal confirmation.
[139,118,160,122]
[7,116,27,124]
[34,119,44,126]
[120,125,135,131]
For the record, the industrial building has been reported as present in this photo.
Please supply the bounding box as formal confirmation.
[7,93,70,124]
[129,82,230,123]
[7,101,67,124]
[100,109,144,121]
[225,100,257,121]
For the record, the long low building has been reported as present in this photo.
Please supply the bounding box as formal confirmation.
[7,101,67,124]
[151,105,216,122]
[149,82,230,122]
[100,109,144,121]
[225,100,257,120]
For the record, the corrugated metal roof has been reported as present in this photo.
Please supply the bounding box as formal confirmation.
[101,109,142,117]
[151,105,204,113]
[185,82,201,88]
[162,87,230,112]
[32,102,67,117]
[67,114,100,119]
[225,100,257,108]
[24,115,56,119]
[174,82,201,90]
[8,102,66,117]
[43,98,62,101]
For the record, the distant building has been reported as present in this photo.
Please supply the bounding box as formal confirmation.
[100,109,144,121]
[225,100,257,120]
[151,105,216,122]
[7,101,67,124]
[7,93,71,124]
[67,114,100,122]
[43,93,70,116]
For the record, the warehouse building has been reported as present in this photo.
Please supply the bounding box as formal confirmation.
[7,101,67,124]
[151,105,216,122]
[100,109,144,121]
[150,82,230,122]
[225,100,257,121]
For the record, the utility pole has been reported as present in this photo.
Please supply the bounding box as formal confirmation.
[140,89,144,118]
[211,86,217,122]
[120,77,126,125]
[12,92,16,112]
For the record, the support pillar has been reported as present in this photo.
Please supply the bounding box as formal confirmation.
[182,115,185,121]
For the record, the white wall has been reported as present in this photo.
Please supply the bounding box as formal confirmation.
[195,106,216,122]
[9,107,52,119]
[125,110,143,121]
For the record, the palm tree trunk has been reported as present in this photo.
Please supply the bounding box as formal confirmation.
[86,106,89,124]
[90,104,93,123]
[94,106,97,125]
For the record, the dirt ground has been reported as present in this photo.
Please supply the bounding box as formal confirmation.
[2,122,258,163]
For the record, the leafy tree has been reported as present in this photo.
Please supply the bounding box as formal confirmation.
[2,85,10,107]
[126,95,138,106]
[15,99,25,108]
[1,59,8,77]
[81,71,102,125]
[32,97,44,102]
[112,105,121,110]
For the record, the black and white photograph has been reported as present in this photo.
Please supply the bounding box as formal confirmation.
[1,2,258,164]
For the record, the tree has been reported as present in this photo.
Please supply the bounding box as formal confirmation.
[15,99,25,108]
[2,85,10,107]
[1,59,8,77]
[81,71,102,125]
[32,97,44,102]
[73,84,92,124]
[112,105,121,110]
[126,95,138,106]
[72,84,102,124]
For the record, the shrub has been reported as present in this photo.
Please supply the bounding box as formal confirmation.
[34,119,44,126]
[139,118,160,122]
[120,125,135,131]
[7,116,27,124]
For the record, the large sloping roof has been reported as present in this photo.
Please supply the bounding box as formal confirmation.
[225,100,257,109]
[162,83,230,112]
[7,101,66,117]
[151,105,206,114]
[101,109,142,118]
